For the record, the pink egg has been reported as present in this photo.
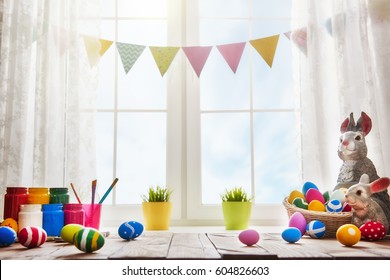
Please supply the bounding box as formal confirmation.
[288,212,307,236]
[238,229,260,246]
[305,188,325,204]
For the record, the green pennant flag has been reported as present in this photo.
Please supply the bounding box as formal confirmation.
[116,42,146,74]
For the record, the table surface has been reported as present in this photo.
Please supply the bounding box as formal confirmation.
[1,227,390,260]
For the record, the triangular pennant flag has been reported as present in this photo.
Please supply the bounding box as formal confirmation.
[289,28,307,55]
[116,42,146,74]
[149,46,180,76]
[216,42,246,73]
[82,35,113,67]
[51,27,78,55]
[284,31,292,40]
[250,35,280,67]
[182,46,213,77]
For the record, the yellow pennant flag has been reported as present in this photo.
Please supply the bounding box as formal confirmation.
[82,35,113,67]
[149,46,180,76]
[250,35,280,68]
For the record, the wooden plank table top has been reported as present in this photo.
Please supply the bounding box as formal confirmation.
[1,229,390,260]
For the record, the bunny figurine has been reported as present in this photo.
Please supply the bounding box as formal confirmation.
[345,174,390,232]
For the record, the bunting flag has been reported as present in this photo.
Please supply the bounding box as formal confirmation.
[82,35,113,67]
[216,42,246,73]
[149,46,180,77]
[116,42,146,74]
[182,46,213,77]
[250,34,280,67]
[289,28,307,56]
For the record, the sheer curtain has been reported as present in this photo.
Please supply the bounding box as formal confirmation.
[0,0,100,215]
[292,0,390,191]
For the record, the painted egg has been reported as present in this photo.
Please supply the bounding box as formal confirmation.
[305,188,325,204]
[1,218,19,233]
[359,221,386,241]
[326,199,343,212]
[308,200,325,212]
[18,226,47,248]
[73,227,105,253]
[306,220,326,238]
[292,197,308,210]
[322,191,330,204]
[342,202,351,212]
[330,189,346,204]
[288,190,305,204]
[0,226,17,247]
[60,224,85,244]
[288,212,307,235]
[118,221,144,240]
[281,227,301,243]
[336,224,361,246]
[238,229,260,246]
[302,181,318,195]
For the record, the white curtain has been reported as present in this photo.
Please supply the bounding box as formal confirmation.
[0,0,100,215]
[292,0,390,191]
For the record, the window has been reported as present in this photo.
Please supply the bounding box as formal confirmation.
[96,0,300,226]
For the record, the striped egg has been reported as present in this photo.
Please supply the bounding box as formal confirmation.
[118,221,144,240]
[0,226,17,247]
[73,227,105,253]
[18,226,47,249]
[306,220,326,238]
[326,199,343,212]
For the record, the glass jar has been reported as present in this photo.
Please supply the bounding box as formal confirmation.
[18,204,43,232]
[63,203,84,226]
[3,187,29,221]
[28,187,50,204]
[49,188,69,204]
[42,204,64,237]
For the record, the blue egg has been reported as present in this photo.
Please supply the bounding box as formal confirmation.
[118,221,144,240]
[0,226,17,247]
[281,227,301,243]
[302,181,318,195]
[306,220,326,238]
[326,199,343,212]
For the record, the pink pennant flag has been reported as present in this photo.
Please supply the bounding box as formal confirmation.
[216,42,246,73]
[182,46,213,77]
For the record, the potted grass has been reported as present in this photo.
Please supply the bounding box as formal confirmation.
[221,187,253,230]
[141,186,173,230]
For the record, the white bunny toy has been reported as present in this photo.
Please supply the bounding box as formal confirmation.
[345,174,390,233]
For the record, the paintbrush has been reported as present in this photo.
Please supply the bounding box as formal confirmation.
[70,183,82,204]
[91,179,97,205]
[98,178,119,204]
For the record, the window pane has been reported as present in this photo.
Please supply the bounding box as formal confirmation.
[252,36,294,109]
[118,0,167,18]
[200,19,250,45]
[100,0,115,17]
[199,0,249,18]
[116,113,166,204]
[253,112,300,203]
[96,113,115,203]
[117,20,167,45]
[252,0,292,18]
[201,113,251,204]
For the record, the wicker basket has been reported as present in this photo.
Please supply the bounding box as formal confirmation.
[283,197,352,238]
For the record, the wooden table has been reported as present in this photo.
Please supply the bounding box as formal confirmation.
[1,230,390,260]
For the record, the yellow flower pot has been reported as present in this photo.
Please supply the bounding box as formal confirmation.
[142,202,172,230]
[222,201,252,230]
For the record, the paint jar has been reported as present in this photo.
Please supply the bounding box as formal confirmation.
[49,187,69,204]
[3,187,28,221]
[28,187,50,204]
[63,203,84,226]
[18,204,43,232]
[42,204,64,237]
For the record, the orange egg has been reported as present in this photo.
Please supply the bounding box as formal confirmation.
[0,218,18,233]
[336,224,361,246]
[308,200,325,212]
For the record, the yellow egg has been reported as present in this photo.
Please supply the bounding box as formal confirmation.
[0,218,18,233]
[288,190,305,204]
[60,224,85,243]
[336,224,361,246]
[308,200,325,212]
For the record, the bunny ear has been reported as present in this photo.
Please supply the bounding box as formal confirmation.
[370,177,390,193]
[356,111,372,135]
[340,112,355,133]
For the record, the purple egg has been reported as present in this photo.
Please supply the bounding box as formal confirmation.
[288,212,307,236]
[238,229,260,246]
